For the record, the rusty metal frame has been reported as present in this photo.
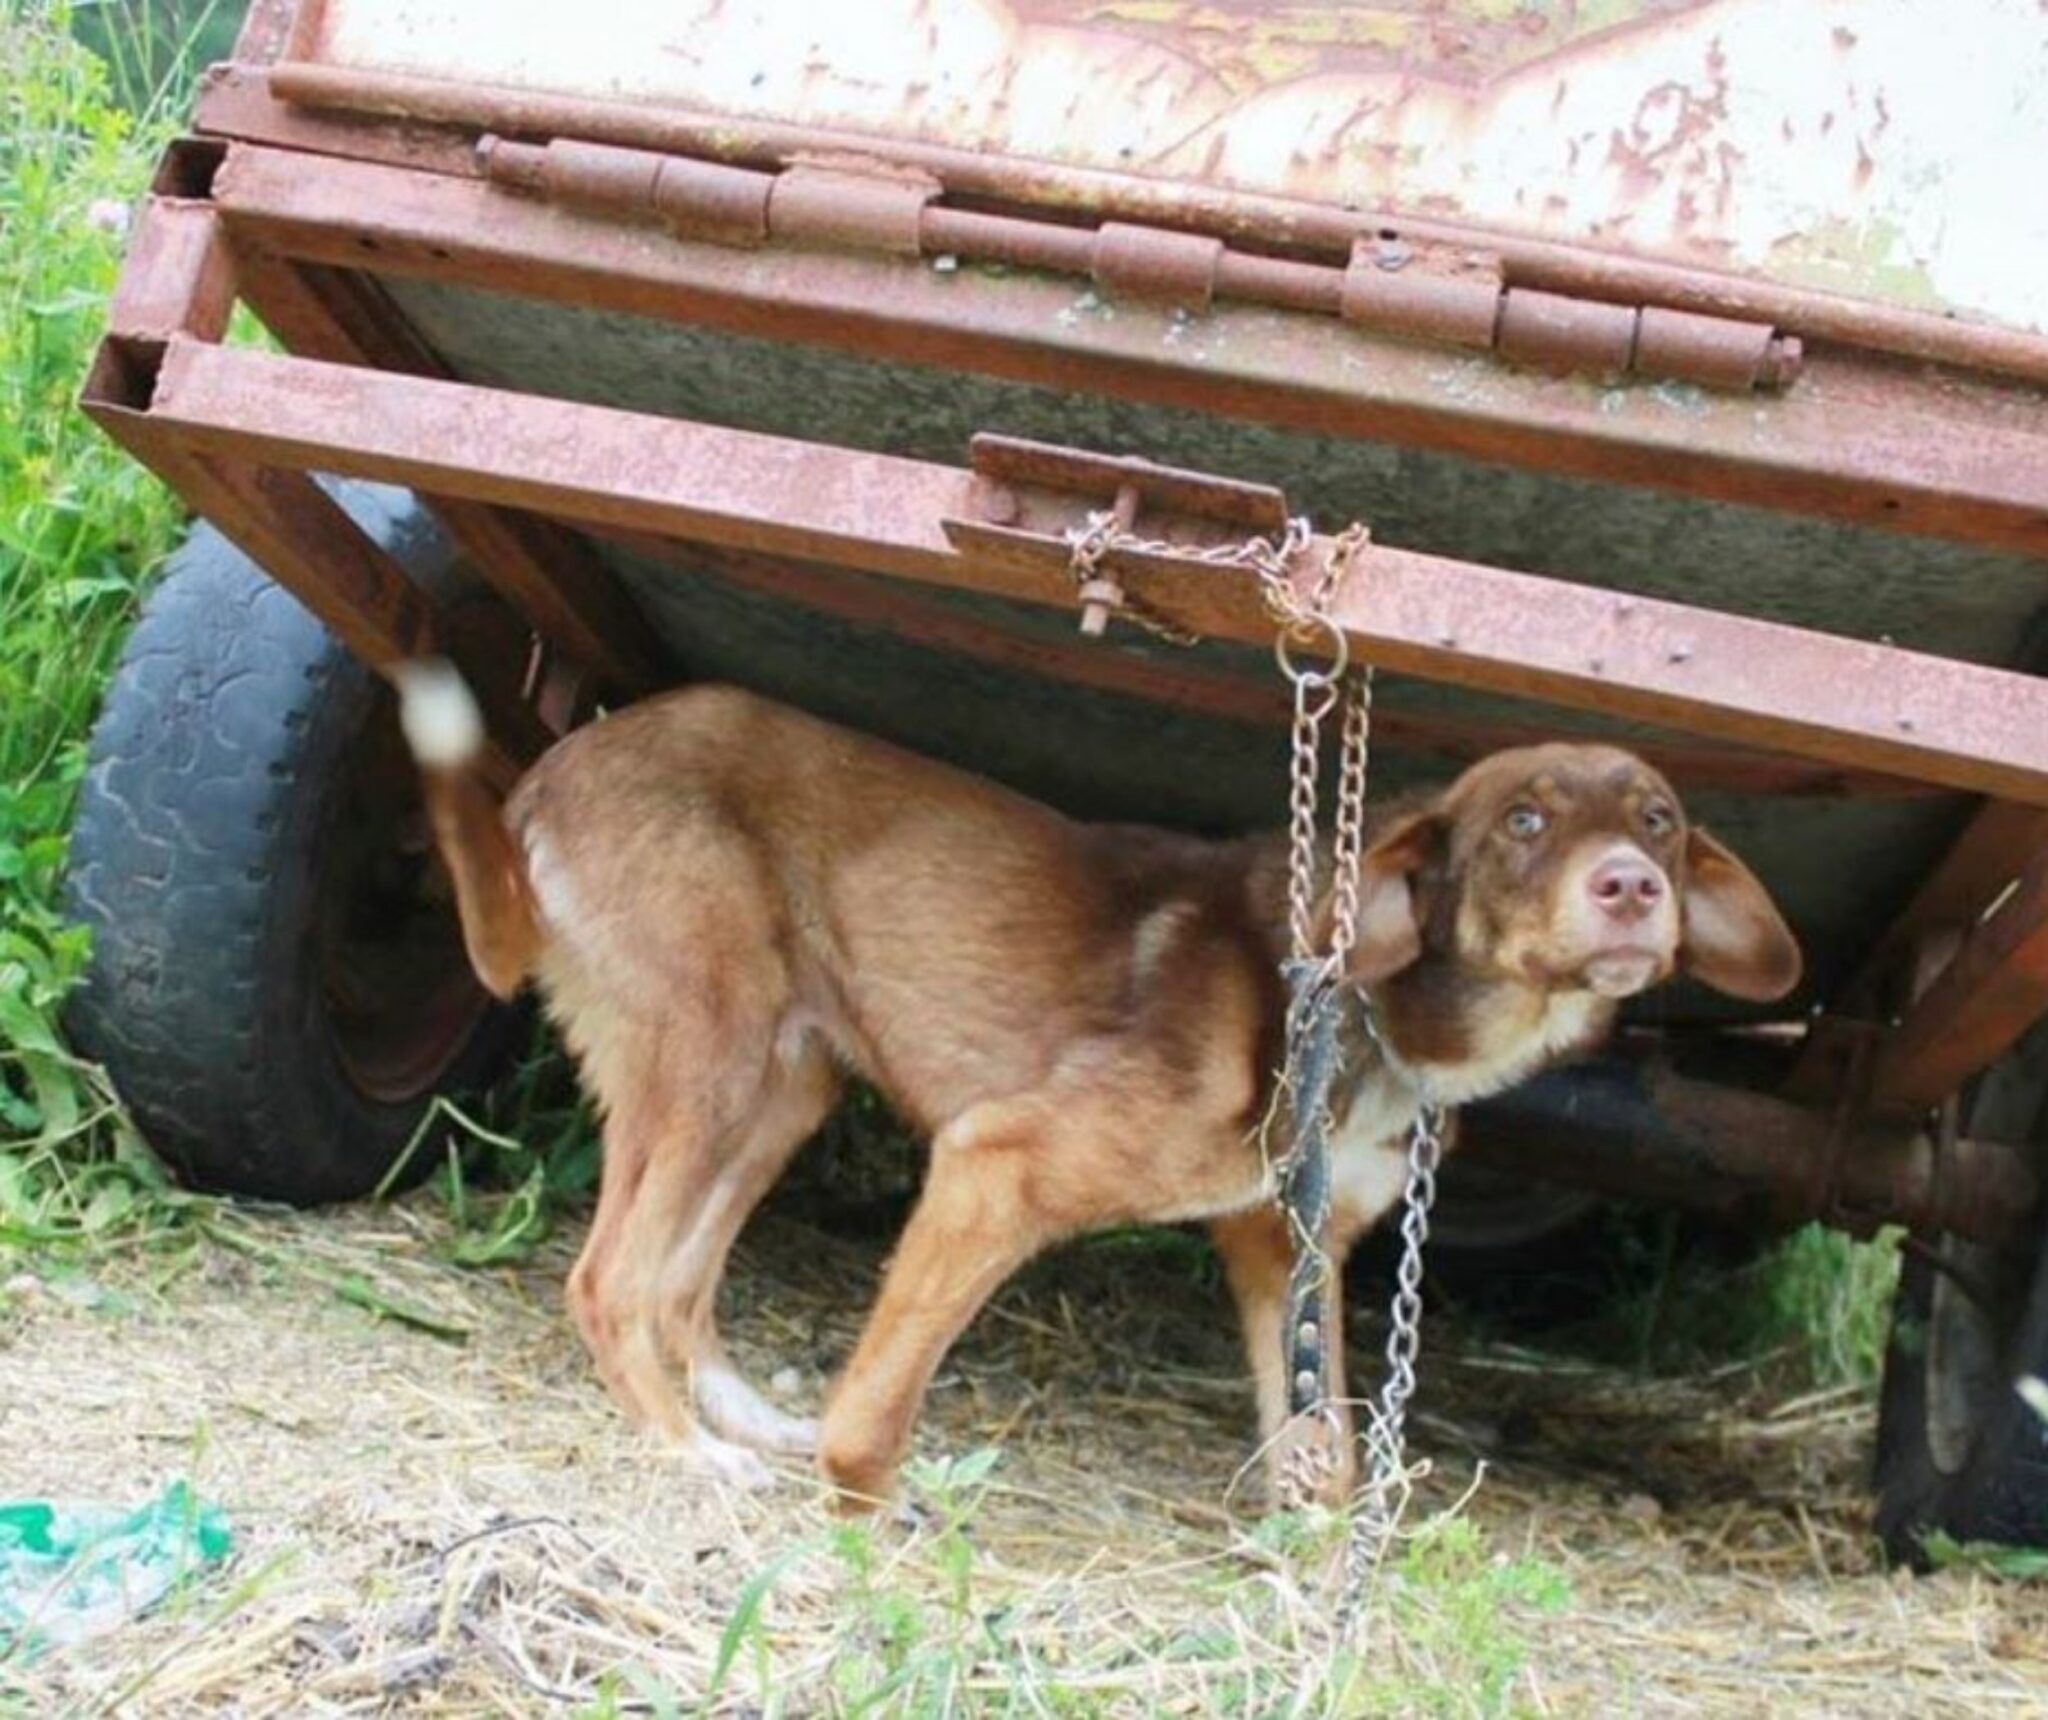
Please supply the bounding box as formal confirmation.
[133,140,663,718]
[81,334,2048,808]
[1789,802,2048,1103]
[1868,848,2048,1114]
[196,141,2048,561]
[171,106,2048,1119]
[77,117,2048,1216]
[626,538,1940,803]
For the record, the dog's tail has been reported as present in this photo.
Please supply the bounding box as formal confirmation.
[392,660,541,999]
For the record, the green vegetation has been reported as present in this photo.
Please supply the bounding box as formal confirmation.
[687,1454,1572,1717]
[0,0,196,1247]
[1563,1210,1901,1391]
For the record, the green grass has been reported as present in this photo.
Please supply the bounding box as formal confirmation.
[1498,1203,1900,1393]
[0,0,210,1249]
[1606,1214,1899,1390]
[689,1453,1571,1717]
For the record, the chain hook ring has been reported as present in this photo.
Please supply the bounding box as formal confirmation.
[1274,614,1350,692]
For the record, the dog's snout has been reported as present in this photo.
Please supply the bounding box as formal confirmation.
[1588,853,1665,922]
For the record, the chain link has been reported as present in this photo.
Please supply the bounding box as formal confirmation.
[1065,498,1440,1628]
[1340,1092,1446,1621]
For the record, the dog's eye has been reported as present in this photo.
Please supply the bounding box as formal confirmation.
[1642,801,1676,838]
[1504,805,1546,839]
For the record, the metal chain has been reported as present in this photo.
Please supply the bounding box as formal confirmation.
[1065,500,1442,1621]
[1325,668,1374,974]
[1064,510,1205,647]
[1339,1089,1447,1624]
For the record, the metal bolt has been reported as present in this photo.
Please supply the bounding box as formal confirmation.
[1297,1320,1321,1350]
[1589,656,1605,673]
[1897,715,1916,732]
[1077,577,1123,637]
[1668,644,1692,664]
[1438,630,1458,648]
[1294,1368,1319,1399]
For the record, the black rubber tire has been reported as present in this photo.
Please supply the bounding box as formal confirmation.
[62,486,521,1204]
[1875,1021,2048,1562]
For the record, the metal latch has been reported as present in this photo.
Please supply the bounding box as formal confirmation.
[942,435,1292,640]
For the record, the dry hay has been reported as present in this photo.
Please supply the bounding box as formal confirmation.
[2,1193,2045,1717]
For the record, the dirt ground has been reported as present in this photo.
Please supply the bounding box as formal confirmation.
[4,1194,2045,1717]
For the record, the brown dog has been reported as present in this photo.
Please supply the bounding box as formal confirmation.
[396,671,1800,1505]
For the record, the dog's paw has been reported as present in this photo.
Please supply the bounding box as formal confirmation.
[761,1413,822,1458]
[696,1364,821,1457]
[1271,1410,1357,1512]
[671,1428,780,1493]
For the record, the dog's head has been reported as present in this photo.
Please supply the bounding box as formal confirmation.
[1342,743,1801,1004]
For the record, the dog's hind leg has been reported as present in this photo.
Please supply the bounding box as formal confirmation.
[660,1034,840,1457]
[565,1027,783,1487]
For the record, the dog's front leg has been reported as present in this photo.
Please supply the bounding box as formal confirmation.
[1212,1205,1358,1509]
[818,1094,1093,1510]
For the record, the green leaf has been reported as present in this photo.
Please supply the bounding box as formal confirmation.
[1922,1530,2048,1581]
[706,1539,822,1704]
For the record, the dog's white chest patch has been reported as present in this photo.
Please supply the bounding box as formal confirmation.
[1327,989,1605,1224]
[1411,989,1607,1109]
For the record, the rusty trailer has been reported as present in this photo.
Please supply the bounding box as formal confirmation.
[66,0,2048,1560]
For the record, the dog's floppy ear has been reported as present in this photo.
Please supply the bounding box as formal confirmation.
[1342,811,1444,984]
[1680,828,1802,1001]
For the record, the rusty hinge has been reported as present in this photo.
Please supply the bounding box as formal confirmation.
[1342,234,1802,390]
[477,134,772,245]
[477,133,1800,392]
[476,137,942,257]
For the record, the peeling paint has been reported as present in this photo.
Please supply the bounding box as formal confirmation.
[310,0,2048,333]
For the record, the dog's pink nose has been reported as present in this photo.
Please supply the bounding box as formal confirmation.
[1589,855,1665,922]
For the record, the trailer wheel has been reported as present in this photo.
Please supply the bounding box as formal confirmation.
[1875,1022,2048,1562]
[63,489,524,1204]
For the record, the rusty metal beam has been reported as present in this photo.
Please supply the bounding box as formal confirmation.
[107,196,237,343]
[79,343,539,786]
[637,536,1938,801]
[1788,799,2048,1103]
[227,246,666,702]
[103,177,660,725]
[1461,1054,2037,1248]
[206,144,2048,557]
[105,336,2048,804]
[1869,846,2048,1113]
[240,61,2048,391]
